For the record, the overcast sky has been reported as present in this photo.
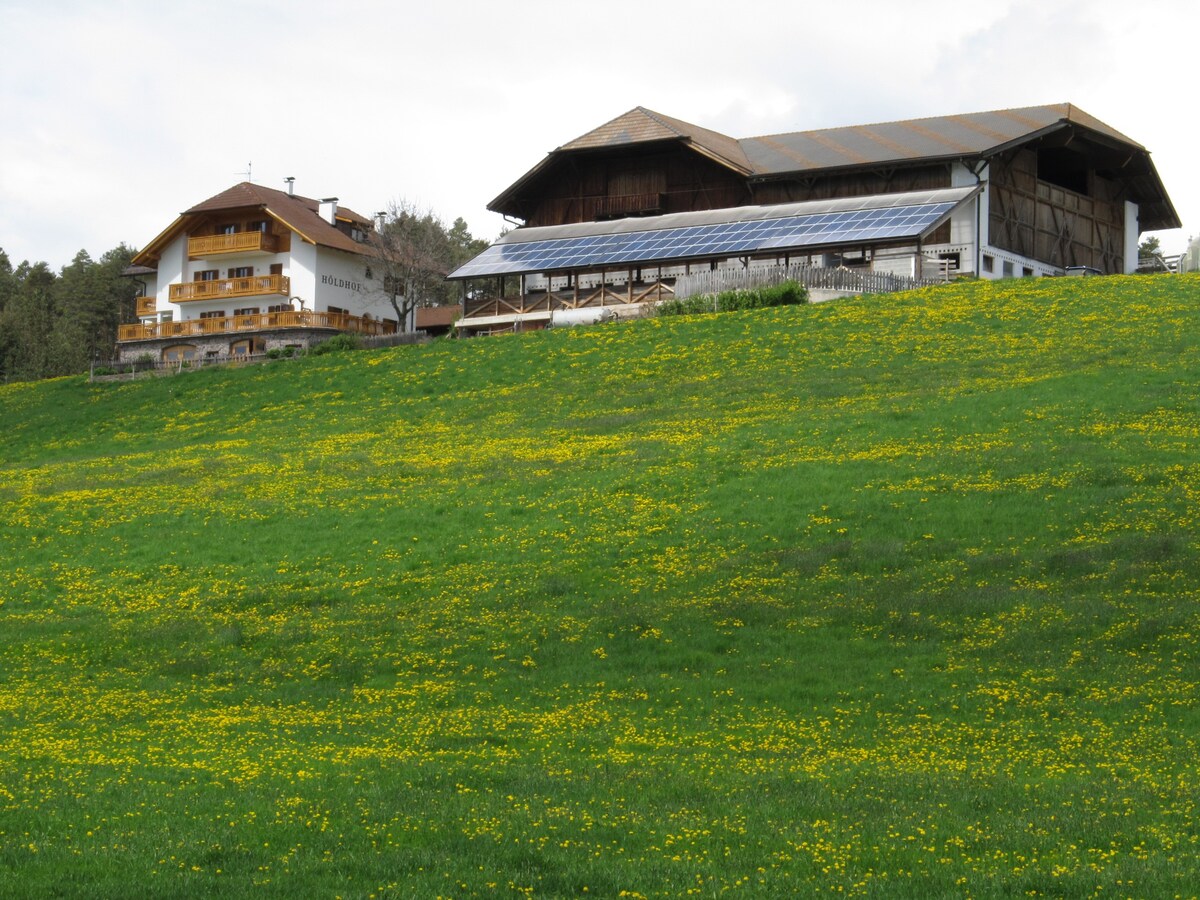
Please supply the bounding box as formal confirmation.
[1,0,1195,270]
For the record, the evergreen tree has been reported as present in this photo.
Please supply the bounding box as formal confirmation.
[0,244,138,382]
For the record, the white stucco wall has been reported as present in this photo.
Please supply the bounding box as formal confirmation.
[287,239,318,309]
[311,247,387,318]
[1124,201,1140,274]
[947,162,988,275]
[151,227,391,325]
[157,234,187,315]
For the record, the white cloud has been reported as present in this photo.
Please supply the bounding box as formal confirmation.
[1,0,1195,268]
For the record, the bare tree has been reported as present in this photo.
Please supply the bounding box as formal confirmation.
[369,200,453,329]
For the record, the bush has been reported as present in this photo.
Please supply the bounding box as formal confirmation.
[658,280,808,318]
[310,334,360,356]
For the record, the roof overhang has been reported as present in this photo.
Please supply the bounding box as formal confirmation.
[489,136,753,221]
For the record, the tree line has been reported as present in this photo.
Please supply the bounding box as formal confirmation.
[0,245,140,384]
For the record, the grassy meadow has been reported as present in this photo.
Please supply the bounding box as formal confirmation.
[1,274,1198,897]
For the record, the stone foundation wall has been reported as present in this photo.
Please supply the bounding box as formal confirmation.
[116,328,343,363]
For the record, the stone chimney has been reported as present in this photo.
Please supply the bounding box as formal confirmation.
[319,197,338,225]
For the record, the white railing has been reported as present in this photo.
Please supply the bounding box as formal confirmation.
[673,263,943,299]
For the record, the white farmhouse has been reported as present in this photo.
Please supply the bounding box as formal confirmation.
[119,182,405,362]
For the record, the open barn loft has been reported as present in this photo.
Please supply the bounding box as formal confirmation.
[451,103,1178,334]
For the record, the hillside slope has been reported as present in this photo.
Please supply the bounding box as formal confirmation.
[2,275,1198,897]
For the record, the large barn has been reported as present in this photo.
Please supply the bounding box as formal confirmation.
[450,104,1178,334]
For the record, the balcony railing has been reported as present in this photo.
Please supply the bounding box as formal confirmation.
[136,296,157,316]
[188,232,278,258]
[591,193,665,219]
[118,309,397,342]
[169,274,290,303]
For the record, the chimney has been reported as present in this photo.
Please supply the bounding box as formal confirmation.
[319,197,338,225]
[375,211,387,232]
[284,176,295,196]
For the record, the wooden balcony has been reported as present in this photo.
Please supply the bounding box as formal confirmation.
[118,309,396,342]
[169,274,290,303]
[592,193,665,219]
[188,232,278,258]
[136,296,157,316]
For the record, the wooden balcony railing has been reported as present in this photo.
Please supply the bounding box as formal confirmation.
[591,193,665,219]
[136,296,157,316]
[169,274,290,303]
[118,309,397,342]
[188,232,278,258]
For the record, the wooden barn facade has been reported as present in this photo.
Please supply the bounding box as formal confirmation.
[451,104,1178,334]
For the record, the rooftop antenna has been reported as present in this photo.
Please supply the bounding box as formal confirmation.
[236,161,252,182]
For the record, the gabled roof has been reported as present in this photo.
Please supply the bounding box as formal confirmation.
[739,103,1144,174]
[489,103,1179,230]
[489,106,753,216]
[134,182,374,267]
[561,107,753,174]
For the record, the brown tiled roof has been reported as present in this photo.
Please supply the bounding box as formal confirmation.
[490,102,1178,231]
[186,182,372,251]
[739,103,1144,173]
[552,103,1146,176]
[562,107,753,173]
[135,182,374,266]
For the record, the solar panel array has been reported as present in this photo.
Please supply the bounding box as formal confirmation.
[450,201,957,278]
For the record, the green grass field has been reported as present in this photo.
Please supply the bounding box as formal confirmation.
[2,274,1198,898]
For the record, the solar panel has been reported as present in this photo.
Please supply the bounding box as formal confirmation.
[450,200,959,279]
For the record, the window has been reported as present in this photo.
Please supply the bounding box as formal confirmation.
[230,338,265,356]
[1037,147,1089,195]
[1023,267,1034,278]
[267,304,290,313]
[228,267,254,279]
[160,311,173,323]
[199,310,225,319]
[248,220,270,233]
[195,269,218,281]
[938,252,961,271]
[217,223,239,235]
[162,344,197,361]
[982,254,994,273]
[1002,260,1014,277]
[269,263,284,276]
[327,305,349,316]
[234,307,260,317]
